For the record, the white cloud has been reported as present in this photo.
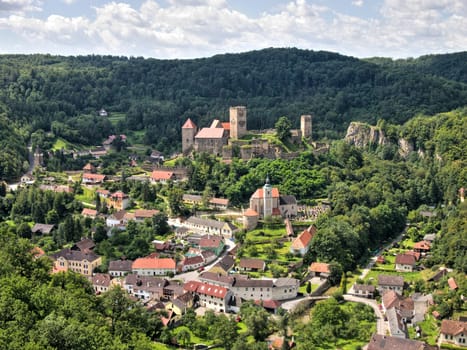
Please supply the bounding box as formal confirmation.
[0,0,42,13]
[0,0,466,58]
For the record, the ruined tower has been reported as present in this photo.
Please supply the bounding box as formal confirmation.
[181,118,197,154]
[300,114,312,140]
[229,106,247,139]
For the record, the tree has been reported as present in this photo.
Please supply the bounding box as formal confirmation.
[275,116,292,142]
[176,328,191,348]
[306,281,312,294]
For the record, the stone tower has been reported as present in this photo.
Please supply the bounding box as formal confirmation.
[263,175,273,218]
[182,118,197,154]
[229,106,247,139]
[300,114,312,139]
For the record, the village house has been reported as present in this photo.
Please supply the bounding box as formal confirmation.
[52,249,102,276]
[395,253,417,272]
[348,283,376,298]
[199,235,225,256]
[150,170,176,184]
[183,216,237,238]
[82,173,106,184]
[108,259,133,277]
[107,191,130,210]
[439,319,467,347]
[182,194,203,206]
[230,278,299,301]
[271,278,300,300]
[198,271,235,288]
[308,262,331,278]
[132,257,176,276]
[209,255,235,275]
[367,334,436,350]
[290,225,316,256]
[238,258,266,272]
[378,275,405,295]
[89,273,112,294]
[209,197,229,210]
[96,188,111,198]
[149,150,164,163]
[31,223,55,235]
[106,209,130,229]
[181,255,205,272]
[124,274,169,301]
[81,208,97,219]
[83,163,96,173]
[386,306,407,338]
[134,209,160,222]
[189,281,233,313]
[413,240,431,254]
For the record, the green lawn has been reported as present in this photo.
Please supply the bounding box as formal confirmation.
[172,326,214,347]
[75,186,96,203]
[107,112,126,126]
[364,268,432,284]
[52,137,82,151]
[246,226,286,243]
[408,316,439,345]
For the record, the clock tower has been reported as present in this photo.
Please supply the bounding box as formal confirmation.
[229,106,247,139]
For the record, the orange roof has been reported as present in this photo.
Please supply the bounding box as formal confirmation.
[448,277,458,290]
[81,208,97,217]
[291,228,314,249]
[251,187,280,199]
[83,173,106,181]
[309,262,331,274]
[184,280,202,292]
[221,122,230,130]
[151,170,174,181]
[132,257,176,270]
[197,283,228,298]
[244,208,259,217]
[182,118,197,129]
[413,240,431,250]
[195,127,225,139]
[134,209,160,218]
[31,246,45,258]
[209,197,229,206]
[111,191,128,199]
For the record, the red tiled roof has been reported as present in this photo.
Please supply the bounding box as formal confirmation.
[209,197,229,206]
[31,246,45,258]
[195,127,225,139]
[251,187,280,199]
[255,299,281,309]
[197,283,228,298]
[81,208,97,217]
[134,209,160,218]
[111,191,128,199]
[440,319,467,336]
[448,277,458,290]
[151,170,174,181]
[83,173,106,181]
[221,122,230,130]
[183,255,204,266]
[243,208,259,217]
[291,227,315,249]
[182,118,197,129]
[413,240,431,250]
[199,235,223,248]
[405,250,421,261]
[309,262,331,274]
[395,253,416,265]
[132,257,176,270]
[96,189,110,196]
[184,280,202,292]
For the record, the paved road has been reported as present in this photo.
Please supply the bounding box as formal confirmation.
[344,294,387,335]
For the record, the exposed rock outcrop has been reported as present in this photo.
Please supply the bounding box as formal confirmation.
[345,122,388,148]
[398,138,414,158]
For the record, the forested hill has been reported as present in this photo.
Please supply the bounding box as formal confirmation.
[0,48,467,176]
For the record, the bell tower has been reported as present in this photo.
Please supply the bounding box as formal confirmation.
[229,106,247,139]
[263,175,273,218]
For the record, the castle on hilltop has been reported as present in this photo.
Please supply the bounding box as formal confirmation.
[182,106,313,160]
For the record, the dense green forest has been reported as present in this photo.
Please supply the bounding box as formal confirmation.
[1,48,467,180]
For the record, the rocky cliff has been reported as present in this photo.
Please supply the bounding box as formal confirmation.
[345,122,389,148]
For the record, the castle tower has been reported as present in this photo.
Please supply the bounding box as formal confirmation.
[229,106,247,139]
[182,118,197,154]
[300,114,312,139]
[263,175,273,218]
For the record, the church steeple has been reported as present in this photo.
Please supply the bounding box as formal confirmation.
[263,174,273,218]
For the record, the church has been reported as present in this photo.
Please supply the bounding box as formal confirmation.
[249,177,298,219]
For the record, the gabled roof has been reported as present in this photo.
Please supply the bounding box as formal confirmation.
[111,190,128,199]
[31,223,54,234]
[132,257,176,270]
[413,240,431,250]
[353,283,375,293]
[378,275,404,287]
[81,208,97,217]
[440,319,467,336]
[73,238,95,252]
[291,227,315,250]
[368,334,431,350]
[83,173,106,181]
[182,118,197,129]
[52,248,100,263]
[109,259,133,271]
[251,187,280,199]
[134,209,160,218]
[279,195,297,205]
[395,253,416,265]
[151,170,175,181]
[447,277,458,290]
[197,283,228,298]
[209,197,229,206]
[233,279,274,288]
[221,122,230,130]
[199,235,224,248]
[183,255,204,266]
[183,280,202,292]
[90,273,111,287]
[309,262,331,274]
[198,271,235,286]
[109,209,127,221]
[214,255,235,271]
[239,258,265,270]
[195,127,225,139]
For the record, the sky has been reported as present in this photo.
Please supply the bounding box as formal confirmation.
[0,0,466,59]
